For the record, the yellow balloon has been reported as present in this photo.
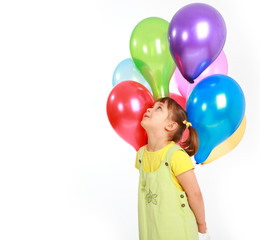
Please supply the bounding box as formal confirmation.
[203,115,246,164]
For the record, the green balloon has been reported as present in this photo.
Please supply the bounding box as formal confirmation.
[130,17,176,100]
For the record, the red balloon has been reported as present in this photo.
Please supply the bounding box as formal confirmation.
[169,93,189,146]
[107,81,154,151]
[170,92,186,110]
[177,129,189,147]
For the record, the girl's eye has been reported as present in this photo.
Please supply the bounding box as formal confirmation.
[157,106,162,110]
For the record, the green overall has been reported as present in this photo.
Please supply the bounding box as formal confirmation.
[137,144,199,240]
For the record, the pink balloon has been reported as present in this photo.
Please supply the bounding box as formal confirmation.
[173,51,228,99]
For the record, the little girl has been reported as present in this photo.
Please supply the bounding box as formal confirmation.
[135,97,207,240]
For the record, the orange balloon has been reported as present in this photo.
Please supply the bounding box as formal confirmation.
[203,115,246,164]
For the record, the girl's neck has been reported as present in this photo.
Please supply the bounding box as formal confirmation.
[146,133,172,152]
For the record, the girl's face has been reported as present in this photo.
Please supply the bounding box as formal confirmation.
[141,101,172,132]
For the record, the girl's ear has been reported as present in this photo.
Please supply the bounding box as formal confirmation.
[165,122,178,132]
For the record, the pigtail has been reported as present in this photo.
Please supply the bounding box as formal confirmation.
[180,126,199,157]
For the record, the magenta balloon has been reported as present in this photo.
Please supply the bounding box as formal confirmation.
[168,3,227,83]
[174,51,228,99]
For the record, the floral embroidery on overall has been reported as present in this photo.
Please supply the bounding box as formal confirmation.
[141,181,158,205]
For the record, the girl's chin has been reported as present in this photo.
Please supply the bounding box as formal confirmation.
[140,120,146,128]
[140,121,150,132]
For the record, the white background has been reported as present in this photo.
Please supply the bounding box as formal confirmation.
[0,0,259,239]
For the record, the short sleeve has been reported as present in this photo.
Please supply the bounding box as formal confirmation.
[135,152,139,169]
[170,150,195,176]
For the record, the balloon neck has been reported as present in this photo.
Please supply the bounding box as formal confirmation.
[151,84,170,100]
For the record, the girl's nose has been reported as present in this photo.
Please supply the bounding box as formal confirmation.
[147,108,151,113]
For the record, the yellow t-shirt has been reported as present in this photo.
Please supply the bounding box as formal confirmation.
[135,141,195,191]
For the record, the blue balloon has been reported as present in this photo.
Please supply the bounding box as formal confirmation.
[112,58,152,94]
[186,74,245,163]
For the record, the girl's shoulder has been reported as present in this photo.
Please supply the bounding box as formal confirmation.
[170,149,195,176]
[137,145,146,154]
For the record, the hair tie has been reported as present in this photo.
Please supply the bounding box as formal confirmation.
[183,120,192,128]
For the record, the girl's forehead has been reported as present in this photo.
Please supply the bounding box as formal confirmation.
[153,101,167,107]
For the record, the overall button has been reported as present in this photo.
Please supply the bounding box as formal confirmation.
[180,194,184,198]
[181,204,185,208]
[139,160,141,163]
[165,162,169,166]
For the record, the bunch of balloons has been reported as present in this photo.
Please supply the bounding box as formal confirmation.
[107,3,246,164]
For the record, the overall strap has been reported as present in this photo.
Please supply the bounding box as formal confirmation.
[137,146,146,168]
[165,144,185,165]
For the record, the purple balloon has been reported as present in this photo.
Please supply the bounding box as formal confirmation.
[168,3,226,83]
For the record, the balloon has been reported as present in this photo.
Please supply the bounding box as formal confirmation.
[112,58,152,93]
[203,115,246,164]
[107,81,154,151]
[168,3,227,83]
[169,93,189,146]
[170,93,186,110]
[186,75,245,163]
[177,129,189,147]
[130,17,176,100]
[174,51,228,99]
